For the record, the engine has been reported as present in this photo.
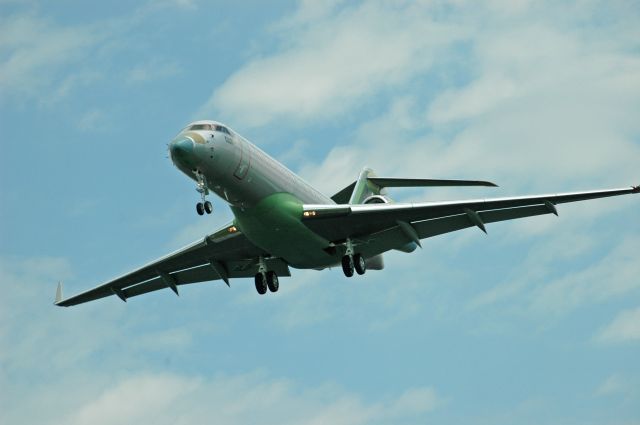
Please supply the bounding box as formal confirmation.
[363,195,390,204]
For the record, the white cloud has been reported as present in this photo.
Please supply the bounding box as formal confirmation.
[1,253,445,425]
[528,237,640,316]
[0,14,99,102]
[76,108,109,132]
[466,227,640,320]
[596,374,626,397]
[4,366,442,425]
[202,0,639,195]
[126,60,181,84]
[55,372,441,425]
[0,6,191,105]
[199,1,466,127]
[596,307,640,344]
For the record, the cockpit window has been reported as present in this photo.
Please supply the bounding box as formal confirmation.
[184,123,231,135]
[187,124,213,131]
[215,125,231,135]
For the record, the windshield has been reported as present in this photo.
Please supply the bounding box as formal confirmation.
[185,123,231,135]
[187,124,213,131]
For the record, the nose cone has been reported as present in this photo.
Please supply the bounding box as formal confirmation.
[169,137,195,166]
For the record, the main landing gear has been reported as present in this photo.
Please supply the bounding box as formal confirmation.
[341,238,366,278]
[254,256,279,295]
[194,171,213,216]
[254,271,279,294]
[341,253,366,277]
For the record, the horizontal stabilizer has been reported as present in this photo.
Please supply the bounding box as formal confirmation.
[367,177,498,188]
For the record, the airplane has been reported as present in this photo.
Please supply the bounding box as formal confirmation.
[55,120,639,306]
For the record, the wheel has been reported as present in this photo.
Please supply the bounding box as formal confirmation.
[341,255,354,277]
[254,273,267,295]
[266,271,279,292]
[204,201,213,214]
[196,202,204,215]
[354,253,366,275]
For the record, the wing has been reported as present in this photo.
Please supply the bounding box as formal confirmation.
[55,222,290,307]
[302,185,639,257]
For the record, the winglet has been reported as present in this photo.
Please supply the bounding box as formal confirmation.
[55,281,63,305]
[633,185,640,194]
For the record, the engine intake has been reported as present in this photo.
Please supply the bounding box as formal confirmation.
[363,195,390,204]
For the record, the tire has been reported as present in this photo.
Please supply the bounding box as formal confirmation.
[266,271,279,292]
[341,255,354,277]
[204,201,213,214]
[254,273,267,295]
[354,253,366,275]
[196,202,205,215]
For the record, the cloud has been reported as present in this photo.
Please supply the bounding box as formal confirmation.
[54,372,441,425]
[596,374,626,397]
[0,14,99,102]
[76,108,109,132]
[199,1,466,127]
[126,60,181,84]
[528,237,640,316]
[0,5,192,105]
[1,253,445,424]
[595,307,640,344]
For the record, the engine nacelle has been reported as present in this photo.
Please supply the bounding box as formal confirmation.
[363,195,391,204]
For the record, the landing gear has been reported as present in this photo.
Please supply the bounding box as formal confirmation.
[196,200,213,215]
[254,271,279,294]
[341,238,366,278]
[254,257,279,295]
[354,253,366,275]
[341,255,354,277]
[194,171,212,216]
[254,273,267,295]
[266,271,279,292]
[204,200,213,214]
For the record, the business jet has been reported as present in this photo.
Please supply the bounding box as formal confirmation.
[55,120,639,306]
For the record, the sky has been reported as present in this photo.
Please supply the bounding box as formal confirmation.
[1,0,640,424]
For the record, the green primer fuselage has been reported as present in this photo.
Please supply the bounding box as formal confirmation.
[170,121,336,269]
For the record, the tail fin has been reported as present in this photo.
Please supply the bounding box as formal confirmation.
[348,167,383,204]
[330,168,497,205]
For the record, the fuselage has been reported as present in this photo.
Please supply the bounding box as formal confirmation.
[169,120,337,269]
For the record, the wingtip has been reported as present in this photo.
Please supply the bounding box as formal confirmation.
[54,281,63,306]
[633,185,639,193]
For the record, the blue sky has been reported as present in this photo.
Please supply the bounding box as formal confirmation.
[1,1,640,424]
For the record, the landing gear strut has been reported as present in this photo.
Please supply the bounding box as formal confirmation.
[195,171,213,216]
[254,257,279,295]
[341,238,366,277]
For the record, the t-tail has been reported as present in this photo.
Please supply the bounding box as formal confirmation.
[332,167,498,255]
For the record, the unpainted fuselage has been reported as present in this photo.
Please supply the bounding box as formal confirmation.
[169,120,337,269]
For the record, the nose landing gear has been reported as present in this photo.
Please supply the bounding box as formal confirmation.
[194,171,213,216]
[196,201,212,215]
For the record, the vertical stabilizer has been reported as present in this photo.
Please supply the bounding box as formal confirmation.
[348,167,384,204]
